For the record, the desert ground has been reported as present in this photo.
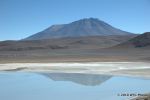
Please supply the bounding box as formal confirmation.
[0,45,150,77]
[0,46,150,63]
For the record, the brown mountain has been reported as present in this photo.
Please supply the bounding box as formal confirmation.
[1,33,150,62]
[115,32,150,48]
[0,35,136,51]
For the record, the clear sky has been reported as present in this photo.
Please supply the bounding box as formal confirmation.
[0,0,150,41]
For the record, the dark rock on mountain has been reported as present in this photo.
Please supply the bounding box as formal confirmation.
[130,32,150,47]
[115,32,150,48]
[25,18,133,40]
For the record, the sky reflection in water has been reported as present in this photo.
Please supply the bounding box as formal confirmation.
[0,72,150,100]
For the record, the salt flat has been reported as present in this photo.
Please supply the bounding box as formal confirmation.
[0,62,150,78]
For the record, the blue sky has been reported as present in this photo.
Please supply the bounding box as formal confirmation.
[0,0,150,41]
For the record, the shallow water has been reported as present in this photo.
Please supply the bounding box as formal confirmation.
[0,72,150,100]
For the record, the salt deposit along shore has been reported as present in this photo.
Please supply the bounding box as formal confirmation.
[0,62,150,78]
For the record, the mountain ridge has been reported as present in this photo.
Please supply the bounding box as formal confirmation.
[0,35,137,51]
[25,18,133,40]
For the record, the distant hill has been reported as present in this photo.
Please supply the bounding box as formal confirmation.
[115,32,150,48]
[0,35,136,51]
[24,18,133,40]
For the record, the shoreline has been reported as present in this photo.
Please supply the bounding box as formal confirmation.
[129,94,150,100]
[0,62,150,78]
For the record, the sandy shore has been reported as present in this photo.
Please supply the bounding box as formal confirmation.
[129,94,150,100]
[0,62,150,78]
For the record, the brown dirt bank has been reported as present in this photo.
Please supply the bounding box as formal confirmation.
[0,48,150,63]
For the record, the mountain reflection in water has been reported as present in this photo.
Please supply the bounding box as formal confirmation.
[40,73,112,86]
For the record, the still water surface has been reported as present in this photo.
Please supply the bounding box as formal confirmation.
[0,72,150,100]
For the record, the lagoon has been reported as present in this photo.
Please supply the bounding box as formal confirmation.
[0,72,150,100]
